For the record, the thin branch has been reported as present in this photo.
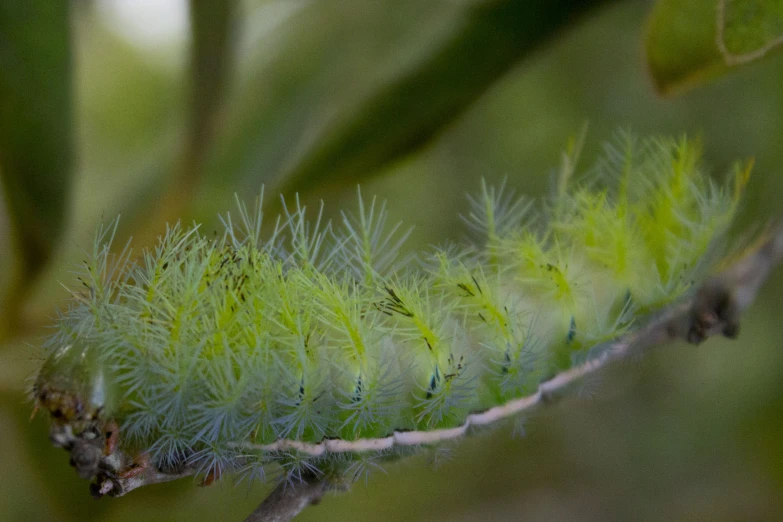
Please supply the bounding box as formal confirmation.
[92,466,196,499]
[244,473,331,522]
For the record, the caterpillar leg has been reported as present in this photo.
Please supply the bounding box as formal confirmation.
[199,468,222,487]
[104,419,120,455]
[117,453,151,480]
[687,279,740,344]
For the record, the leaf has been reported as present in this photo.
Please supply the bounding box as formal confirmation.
[0,0,73,328]
[718,0,783,63]
[646,0,783,95]
[183,0,238,181]
[127,0,239,247]
[206,0,609,204]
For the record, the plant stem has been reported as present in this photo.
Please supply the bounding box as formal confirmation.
[244,473,330,522]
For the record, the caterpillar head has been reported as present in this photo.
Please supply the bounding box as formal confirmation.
[32,342,122,482]
[34,343,108,423]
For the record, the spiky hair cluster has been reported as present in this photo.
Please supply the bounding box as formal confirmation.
[35,134,748,485]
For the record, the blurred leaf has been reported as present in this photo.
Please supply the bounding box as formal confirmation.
[183,0,238,183]
[719,0,783,61]
[0,0,72,331]
[206,0,609,205]
[72,8,182,242]
[129,0,239,245]
[646,0,783,95]
[274,0,610,197]
[645,0,728,94]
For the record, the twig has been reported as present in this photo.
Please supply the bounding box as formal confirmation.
[244,473,331,522]
[91,464,195,498]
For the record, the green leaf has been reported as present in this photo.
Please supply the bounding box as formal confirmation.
[183,0,238,182]
[646,0,783,95]
[719,0,783,62]
[124,0,239,248]
[0,0,73,328]
[207,0,608,203]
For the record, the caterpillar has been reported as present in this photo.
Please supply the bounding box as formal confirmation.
[32,134,749,496]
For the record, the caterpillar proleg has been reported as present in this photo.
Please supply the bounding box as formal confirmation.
[32,134,750,495]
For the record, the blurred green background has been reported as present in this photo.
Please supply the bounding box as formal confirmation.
[2,1,783,520]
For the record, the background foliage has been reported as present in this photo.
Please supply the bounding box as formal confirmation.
[1,1,783,520]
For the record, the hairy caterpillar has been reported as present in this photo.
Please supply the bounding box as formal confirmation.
[32,134,749,496]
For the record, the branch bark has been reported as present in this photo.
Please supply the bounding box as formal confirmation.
[244,473,330,522]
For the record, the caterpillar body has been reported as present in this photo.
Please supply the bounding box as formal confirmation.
[33,135,749,495]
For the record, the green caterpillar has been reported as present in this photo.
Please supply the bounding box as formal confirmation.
[32,134,749,494]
